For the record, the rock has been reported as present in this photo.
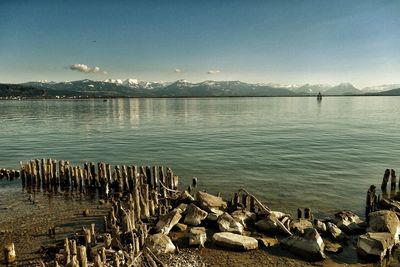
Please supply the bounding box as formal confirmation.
[324,239,343,254]
[290,219,314,234]
[155,208,182,235]
[212,232,258,251]
[333,211,364,234]
[257,236,279,248]
[367,210,400,243]
[255,214,279,233]
[281,228,325,261]
[206,209,224,221]
[196,191,227,213]
[379,198,400,213]
[326,222,348,242]
[217,212,244,234]
[172,223,188,232]
[231,209,256,227]
[270,211,290,220]
[188,227,207,247]
[313,219,327,234]
[145,233,176,255]
[177,190,195,204]
[184,204,208,226]
[357,232,395,260]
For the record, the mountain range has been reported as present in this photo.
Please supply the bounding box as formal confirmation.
[1,79,400,98]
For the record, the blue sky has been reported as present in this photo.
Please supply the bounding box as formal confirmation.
[0,0,399,87]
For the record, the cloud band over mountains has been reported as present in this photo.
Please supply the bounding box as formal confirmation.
[207,69,221,74]
[69,64,107,74]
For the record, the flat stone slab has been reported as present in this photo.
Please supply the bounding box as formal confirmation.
[196,191,227,213]
[212,232,258,251]
[357,232,395,259]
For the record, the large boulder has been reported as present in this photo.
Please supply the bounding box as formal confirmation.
[217,212,244,234]
[196,191,227,213]
[212,232,258,251]
[145,233,176,255]
[357,232,395,260]
[333,211,364,234]
[281,228,325,261]
[231,209,256,228]
[290,219,314,234]
[367,210,400,243]
[184,204,208,226]
[155,208,182,235]
[255,214,280,233]
[326,222,348,242]
[188,227,207,247]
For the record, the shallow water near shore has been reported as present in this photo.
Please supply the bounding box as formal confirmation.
[1,96,400,218]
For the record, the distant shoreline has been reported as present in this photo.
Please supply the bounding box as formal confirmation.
[1,94,400,101]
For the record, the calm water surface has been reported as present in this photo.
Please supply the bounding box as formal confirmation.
[1,97,400,217]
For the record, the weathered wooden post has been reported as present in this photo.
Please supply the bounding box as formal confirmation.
[304,208,312,220]
[297,208,302,219]
[78,246,88,267]
[64,238,70,264]
[90,223,96,246]
[391,169,396,191]
[365,185,377,222]
[152,166,158,190]
[3,243,16,264]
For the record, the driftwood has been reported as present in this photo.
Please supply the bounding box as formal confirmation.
[145,247,167,267]
[238,188,292,236]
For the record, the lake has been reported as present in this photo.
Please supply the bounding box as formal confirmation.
[1,96,399,217]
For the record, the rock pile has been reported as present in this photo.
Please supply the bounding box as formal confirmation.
[4,161,400,265]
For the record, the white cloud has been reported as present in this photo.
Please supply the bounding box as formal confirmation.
[69,63,107,74]
[207,69,221,75]
[175,68,183,74]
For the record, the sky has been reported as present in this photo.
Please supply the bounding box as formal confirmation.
[0,0,399,88]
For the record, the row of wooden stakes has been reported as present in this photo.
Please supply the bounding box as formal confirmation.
[19,159,179,198]
[2,159,185,266]
[0,168,20,180]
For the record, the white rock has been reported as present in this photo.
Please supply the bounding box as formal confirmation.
[184,204,208,226]
[290,219,314,234]
[196,191,227,213]
[212,232,258,251]
[333,211,363,234]
[145,233,176,255]
[357,232,395,260]
[217,212,244,234]
[367,210,400,244]
[231,209,256,227]
[326,222,347,241]
[155,208,182,235]
[188,227,207,247]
